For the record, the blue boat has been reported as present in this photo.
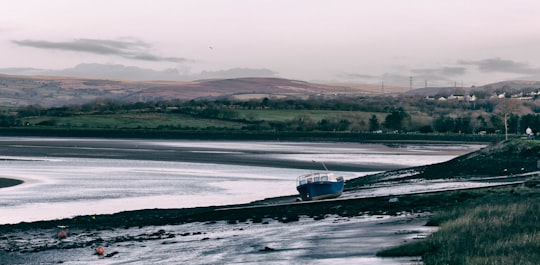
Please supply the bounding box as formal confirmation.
[296,171,344,201]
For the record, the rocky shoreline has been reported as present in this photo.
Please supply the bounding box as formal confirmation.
[0,186,464,263]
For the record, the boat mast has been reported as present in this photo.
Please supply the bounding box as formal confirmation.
[312,160,329,171]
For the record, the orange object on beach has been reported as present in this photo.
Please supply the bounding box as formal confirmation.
[95,246,105,255]
[57,230,67,239]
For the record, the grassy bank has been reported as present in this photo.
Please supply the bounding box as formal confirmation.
[346,139,540,191]
[376,139,540,264]
[378,182,540,265]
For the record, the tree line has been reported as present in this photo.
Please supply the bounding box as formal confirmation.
[2,95,540,136]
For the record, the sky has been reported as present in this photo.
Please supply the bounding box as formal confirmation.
[1,0,540,87]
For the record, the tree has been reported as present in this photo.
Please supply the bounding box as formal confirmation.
[433,115,454,133]
[383,108,410,131]
[368,115,380,132]
[0,114,20,127]
[495,99,521,140]
[473,115,488,133]
[454,116,472,134]
[521,114,540,134]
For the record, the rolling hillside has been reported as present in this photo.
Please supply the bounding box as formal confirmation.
[405,80,540,97]
[0,74,405,107]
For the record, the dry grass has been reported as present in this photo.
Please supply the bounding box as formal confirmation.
[378,186,540,265]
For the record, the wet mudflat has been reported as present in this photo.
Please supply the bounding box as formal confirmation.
[1,213,433,265]
[0,137,483,264]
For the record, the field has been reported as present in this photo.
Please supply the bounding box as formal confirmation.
[23,113,246,130]
[20,109,429,132]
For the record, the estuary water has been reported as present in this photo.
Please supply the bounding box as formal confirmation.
[0,137,481,225]
[0,137,487,264]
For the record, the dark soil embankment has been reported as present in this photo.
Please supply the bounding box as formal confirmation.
[346,139,540,189]
[0,190,469,233]
[418,139,540,178]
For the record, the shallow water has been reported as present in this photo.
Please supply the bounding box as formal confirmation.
[0,138,485,264]
[0,138,482,224]
[0,158,302,224]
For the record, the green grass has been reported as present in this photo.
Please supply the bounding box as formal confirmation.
[378,185,540,265]
[21,109,385,131]
[237,109,385,122]
[22,113,245,130]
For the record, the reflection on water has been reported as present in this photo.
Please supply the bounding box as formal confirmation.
[0,139,481,224]
[0,158,306,224]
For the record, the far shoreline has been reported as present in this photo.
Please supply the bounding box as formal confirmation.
[0,178,24,189]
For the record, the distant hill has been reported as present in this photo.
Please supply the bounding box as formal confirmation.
[4,73,538,108]
[404,86,458,97]
[405,80,540,97]
[0,74,405,107]
[478,80,540,91]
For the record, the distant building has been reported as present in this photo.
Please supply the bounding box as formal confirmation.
[448,94,465,101]
[467,95,477,101]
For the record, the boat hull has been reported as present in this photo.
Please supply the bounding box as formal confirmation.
[296,180,344,201]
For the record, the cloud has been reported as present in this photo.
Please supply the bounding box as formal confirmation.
[340,65,468,87]
[56,63,184,80]
[193,68,277,80]
[380,73,414,85]
[338,73,379,80]
[339,71,452,87]
[0,63,276,81]
[412,66,467,77]
[0,67,46,76]
[12,38,190,63]
[459,58,539,75]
